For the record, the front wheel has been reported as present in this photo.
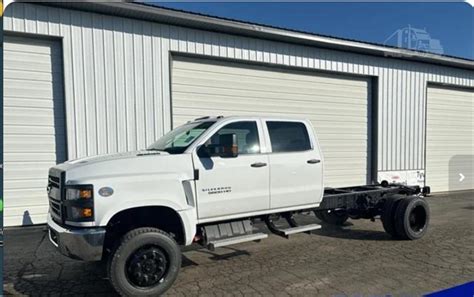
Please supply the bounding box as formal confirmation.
[108,227,182,296]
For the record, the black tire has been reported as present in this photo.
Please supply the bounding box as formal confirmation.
[314,210,325,221]
[108,227,182,296]
[314,210,349,225]
[394,196,430,240]
[381,194,404,237]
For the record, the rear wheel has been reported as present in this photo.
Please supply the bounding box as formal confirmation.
[314,209,349,225]
[381,194,404,237]
[108,227,181,296]
[394,196,430,240]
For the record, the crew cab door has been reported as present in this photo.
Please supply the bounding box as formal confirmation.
[192,120,270,219]
[264,120,324,209]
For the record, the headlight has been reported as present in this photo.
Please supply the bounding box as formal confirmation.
[66,188,93,200]
[70,206,93,219]
[64,185,94,222]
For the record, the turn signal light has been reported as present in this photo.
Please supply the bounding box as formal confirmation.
[82,208,93,218]
[79,189,92,199]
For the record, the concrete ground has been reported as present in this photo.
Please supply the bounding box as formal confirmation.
[3,191,474,296]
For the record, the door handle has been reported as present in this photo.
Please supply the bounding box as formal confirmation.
[307,159,320,164]
[251,162,267,168]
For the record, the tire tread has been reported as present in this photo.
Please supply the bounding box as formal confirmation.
[107,227,180,297]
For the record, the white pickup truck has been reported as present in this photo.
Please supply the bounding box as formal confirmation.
[47,116,430,296]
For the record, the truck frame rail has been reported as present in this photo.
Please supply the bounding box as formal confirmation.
[318,183,428,211]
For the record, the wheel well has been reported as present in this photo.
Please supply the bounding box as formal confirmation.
[103,206,185,259]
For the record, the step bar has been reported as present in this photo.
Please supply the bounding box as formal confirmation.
[266,215,321,238]
[279,224,321,236]
[207,233,268,251]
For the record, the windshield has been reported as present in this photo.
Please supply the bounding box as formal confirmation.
[147,121,216,154]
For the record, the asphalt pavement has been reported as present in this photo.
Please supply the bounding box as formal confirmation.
[3,191,474,296]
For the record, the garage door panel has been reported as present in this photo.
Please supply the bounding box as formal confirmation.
[173,81,367,101]
[4,36,66,226]
[4,105,64,115]
[173,60,367,87]
[4,97,56,109]
[173,95,367,114]
[173,93,367,111]
[173,100,367,118]
[5,152,59,162]
[4,188,48,206]
[4,59,57,74]
[426,86,473,192]
[4,87,53,99]
[173,86,367,105]
[4,69,53,82]
[4,36,61,53]
[173,106,366,124]
[4,164,54,180]
[172,56,370,187]
[4,179,47,190]
[4,114,62,127]
[4,125,58,135]
[3,205,49,226]
[428,110,473,120]
[173,75,368,98]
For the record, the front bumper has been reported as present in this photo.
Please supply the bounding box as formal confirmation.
[47,214,106,261]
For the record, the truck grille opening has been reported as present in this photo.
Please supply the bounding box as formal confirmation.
[48,171,63,224]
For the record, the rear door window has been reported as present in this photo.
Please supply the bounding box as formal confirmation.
[266,121,311,153]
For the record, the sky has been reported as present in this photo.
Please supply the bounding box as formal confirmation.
[150,2,473,60]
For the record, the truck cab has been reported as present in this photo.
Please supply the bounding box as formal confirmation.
[47,115,429,296]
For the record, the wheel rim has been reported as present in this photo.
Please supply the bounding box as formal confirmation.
[408,205,427,233]
[125,246,168,288]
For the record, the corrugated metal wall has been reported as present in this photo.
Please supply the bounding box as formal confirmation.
[4,3,474,173]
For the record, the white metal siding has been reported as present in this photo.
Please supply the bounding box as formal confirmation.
[4,36,67,226]
[172,56,370,187]
[2,3,474,186]
[5,3,473,172]
[426,86,473,192]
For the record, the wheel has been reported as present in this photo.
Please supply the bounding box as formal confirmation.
[314,210,325,221]
[381,194,404,237]
[314,209,349,225]
[108,227,182,296]
[394,196,430,240]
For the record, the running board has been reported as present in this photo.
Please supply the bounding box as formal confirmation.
[280,224,321,237]
[266,215,321,238]
[207,233,268,251]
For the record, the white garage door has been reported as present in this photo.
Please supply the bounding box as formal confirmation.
[426,86,474,193]
[171,56,371,187]
[4,36,66,226]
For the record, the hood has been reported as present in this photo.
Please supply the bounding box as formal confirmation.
[53,150,194,184]
[65,150,168,167]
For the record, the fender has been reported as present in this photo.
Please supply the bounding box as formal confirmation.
[100,200,197,245]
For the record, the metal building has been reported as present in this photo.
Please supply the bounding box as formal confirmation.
[3,2,473,226]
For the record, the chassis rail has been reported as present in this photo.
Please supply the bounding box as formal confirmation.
[318,183,429,211]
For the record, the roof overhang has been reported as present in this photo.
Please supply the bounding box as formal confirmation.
[41,2,474,71]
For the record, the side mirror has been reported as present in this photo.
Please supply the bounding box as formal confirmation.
[218,133,238,158]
